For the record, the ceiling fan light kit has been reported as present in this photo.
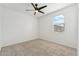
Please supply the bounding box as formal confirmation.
[35,10,38,12]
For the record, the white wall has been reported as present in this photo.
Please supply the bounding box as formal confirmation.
[0,6,38,47]
[77,3,79,56]
[0,6,2,50]
[39,5,77,48]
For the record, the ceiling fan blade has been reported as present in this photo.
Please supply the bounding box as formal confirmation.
[38,5,47,10]
[38,10,44,14]
[25,9,35,11]
[34,12,36,15]
[31,3,36,10]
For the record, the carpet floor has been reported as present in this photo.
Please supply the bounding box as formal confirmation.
[0,39,77,56]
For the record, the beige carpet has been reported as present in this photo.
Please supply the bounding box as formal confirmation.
[0,39,77,56]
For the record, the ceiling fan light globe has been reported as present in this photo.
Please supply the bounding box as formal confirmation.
[35,10,38,12]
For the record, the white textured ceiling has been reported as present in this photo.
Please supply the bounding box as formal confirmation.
[0,3,72,18]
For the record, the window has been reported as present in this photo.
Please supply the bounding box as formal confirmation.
[53,15,65,32]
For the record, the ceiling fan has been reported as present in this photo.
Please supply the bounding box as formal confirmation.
[25,3,47,15]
